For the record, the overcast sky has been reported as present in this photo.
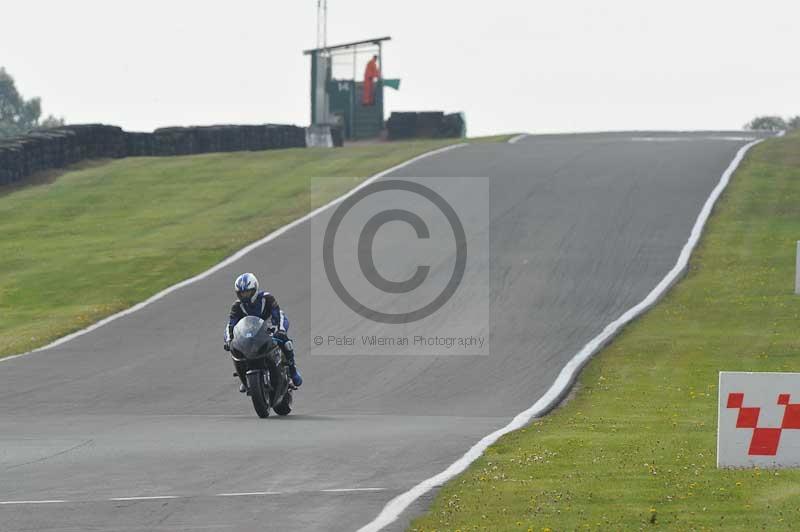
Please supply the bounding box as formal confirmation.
[2,1,798,136]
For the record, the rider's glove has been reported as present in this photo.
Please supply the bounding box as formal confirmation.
[272,330,288,342]
[223,343,231,352]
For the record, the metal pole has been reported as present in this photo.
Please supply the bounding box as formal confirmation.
[316,0,322,49]
[795,241,800,295]
[316,1,328,51]
[323,0,328,49]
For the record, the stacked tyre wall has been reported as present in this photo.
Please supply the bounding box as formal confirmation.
[0,123,307,186]
[126,124,307,157]
[386,112,466,140]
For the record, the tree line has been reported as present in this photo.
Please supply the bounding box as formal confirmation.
[744,115,800,132]
[0,67,64,138]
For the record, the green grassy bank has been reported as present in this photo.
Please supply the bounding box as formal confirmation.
[0,136,514,358]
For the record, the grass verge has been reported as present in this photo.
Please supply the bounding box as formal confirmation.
[411,131,800,531]
[0,137,507,358]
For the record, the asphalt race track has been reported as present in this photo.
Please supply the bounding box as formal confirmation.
[0,132,769,531]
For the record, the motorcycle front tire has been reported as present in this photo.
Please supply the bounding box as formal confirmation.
[247,371,270,418]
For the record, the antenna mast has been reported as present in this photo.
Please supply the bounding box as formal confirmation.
[316,0,328,51]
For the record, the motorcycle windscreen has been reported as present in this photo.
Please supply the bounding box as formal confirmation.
[231,316,274,359]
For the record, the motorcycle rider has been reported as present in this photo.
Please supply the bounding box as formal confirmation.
[223,273,303,390]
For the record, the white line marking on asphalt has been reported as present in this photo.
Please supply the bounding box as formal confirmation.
[0,500,67,505]
[320,488,386,493]
[356,134,774,531]
[0,487,388,506]
[110,496,179,501]
[508,133,528,144]
[215,492,282,497]
[630,136,758,142]
[0,143,468,364]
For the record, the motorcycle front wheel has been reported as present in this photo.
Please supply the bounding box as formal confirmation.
[247,371,270,418]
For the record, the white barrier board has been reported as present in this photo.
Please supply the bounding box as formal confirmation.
[718,372,800,468]
[305,125,334,148]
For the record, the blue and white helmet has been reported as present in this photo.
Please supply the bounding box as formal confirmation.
[234,273,259,304]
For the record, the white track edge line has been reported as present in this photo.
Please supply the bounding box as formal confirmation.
[0,487,389,505]
[320,488,386,493]
[357,135,770,532]
[1,143,468,364]
[215,491,282,497]
[0,500,67,505]
[110,496,179,501]
[508,133,528,144]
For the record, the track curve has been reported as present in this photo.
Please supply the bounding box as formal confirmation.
[0,131,769,531]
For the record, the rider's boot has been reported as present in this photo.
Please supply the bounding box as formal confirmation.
[232,358,248,392]
[281,341,303,387]
[289,365,303,387]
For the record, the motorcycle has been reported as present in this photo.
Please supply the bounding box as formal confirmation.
[229,316,294,418]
